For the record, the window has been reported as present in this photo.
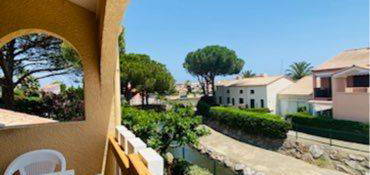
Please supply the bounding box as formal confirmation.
[352,75,370,87]
[227,97,230,104]
[239,90,243,94]
[226,89,230,93]
[239,98,244,104]
[250,90,255,94]
[219,97,222,104]
[260,99,264,108]
[250,99,255,108]
[232,98,235,105]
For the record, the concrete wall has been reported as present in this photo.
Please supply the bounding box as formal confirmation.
[332,76,370,123]
[0,0,127,174]
[277,95,310,116]
[266,78,294,114]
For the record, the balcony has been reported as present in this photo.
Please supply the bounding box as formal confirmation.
[314,88,332,99]
[104,125,164,175]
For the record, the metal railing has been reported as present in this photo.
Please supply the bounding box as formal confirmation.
[314,88,332,98]
[292,124,369,152]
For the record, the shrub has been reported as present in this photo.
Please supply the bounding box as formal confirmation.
[209,106,291,139]
[122,105,209,155]
[172,159,212,175]
[196,95,217,117]
[241,108,270,113]
[286,112,369,144]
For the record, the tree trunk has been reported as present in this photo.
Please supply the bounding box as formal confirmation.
[140,92,145,107]
[145,93,149,106]
[210,75,215,96]
[2,85,15,110]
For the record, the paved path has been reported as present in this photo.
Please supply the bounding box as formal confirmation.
[200,126,348,175]
[287,131,369,155]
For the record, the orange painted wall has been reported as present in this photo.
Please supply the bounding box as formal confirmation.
[0,0,127,174]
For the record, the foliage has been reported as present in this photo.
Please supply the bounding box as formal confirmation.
[285,61,313,81]
[121,104,209,155]
[172,158,212,175]
[0,33,82,109]
[183,45,244,95]
[120,53,175,105]
[241,107,271,113]
[5,85,84,121]
[41,86,84,121]
[118,28,126,55]
[209,106,291,139]
[241,70,256,78]
[196,95,217,117]
[286,112,369,143]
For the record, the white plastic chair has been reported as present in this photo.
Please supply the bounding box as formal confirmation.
[4,149,67,175]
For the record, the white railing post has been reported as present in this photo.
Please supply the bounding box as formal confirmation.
[115,125,128,145]
[120,129,136,154]
[127,137,147,154]
[138,148,164,175]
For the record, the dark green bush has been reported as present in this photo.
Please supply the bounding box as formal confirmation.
[196,95,217,117]
[241,108,270,113]
[286,112,369,144]
[209,106,291,139]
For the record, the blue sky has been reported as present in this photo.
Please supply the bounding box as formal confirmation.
[123,0,369,83]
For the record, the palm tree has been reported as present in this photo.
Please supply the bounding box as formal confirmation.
[241,70,256,78]
[286,61,313,81]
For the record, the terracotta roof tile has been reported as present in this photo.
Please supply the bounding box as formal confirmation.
[313,48,370,71]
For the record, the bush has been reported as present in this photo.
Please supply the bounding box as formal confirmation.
[196,95,217,116]
[172,159,212,175]
[241,108,270,113]
[286,112,369,144]
[209,106,291,139]
[122,105,209,155]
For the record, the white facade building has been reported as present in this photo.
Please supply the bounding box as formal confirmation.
[278,76,313,116]
[215,76,293,114]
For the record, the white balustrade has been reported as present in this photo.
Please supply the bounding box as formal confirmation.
[115,125,128,145]
[127,137,147,154]
[119,129,135,154]
[138,148,164,175]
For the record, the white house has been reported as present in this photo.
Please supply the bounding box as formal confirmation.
[215,75,293,114]
[278,75,313,116]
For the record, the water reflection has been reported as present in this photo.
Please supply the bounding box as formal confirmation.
[170,145,236,175]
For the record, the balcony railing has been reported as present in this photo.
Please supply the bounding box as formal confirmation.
[314,88,332,99]
[104,126,164,175]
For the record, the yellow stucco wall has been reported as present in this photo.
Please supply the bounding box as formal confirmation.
[0,0,127,174]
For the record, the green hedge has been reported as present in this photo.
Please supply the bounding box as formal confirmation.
[241,108,270,113]
[209,106,291,139]
[286,112,369,144]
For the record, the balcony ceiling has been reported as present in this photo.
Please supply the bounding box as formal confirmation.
[67,0,97,12]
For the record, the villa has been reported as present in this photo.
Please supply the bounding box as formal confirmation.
[310,48,370,123]
[215,75,293,114]
[278,76,313,116]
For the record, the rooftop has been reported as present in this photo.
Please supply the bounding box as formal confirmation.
[217,75,286,87]
[279,76,313,96]
[0,109,56,129]
[313,47,370,71]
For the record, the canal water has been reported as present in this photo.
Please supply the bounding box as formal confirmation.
[170,145,236,175]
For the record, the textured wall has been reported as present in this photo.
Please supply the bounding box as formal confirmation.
[0,0,126,174]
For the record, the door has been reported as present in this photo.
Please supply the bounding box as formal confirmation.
[250,99,255,108]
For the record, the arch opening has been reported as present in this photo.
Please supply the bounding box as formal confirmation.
[0,31,85,126]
